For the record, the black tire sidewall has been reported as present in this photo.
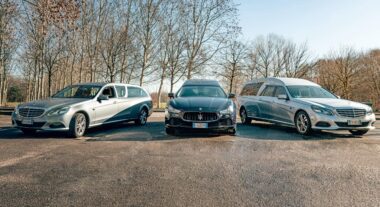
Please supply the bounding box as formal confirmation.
[240,109,251,125]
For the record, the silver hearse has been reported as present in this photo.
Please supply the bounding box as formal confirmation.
[12,83,153,137]
[238,78,376,136]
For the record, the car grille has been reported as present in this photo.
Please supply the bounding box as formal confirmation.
[183,112,218,122]
[19,108,45,118]
[336,108,366,118]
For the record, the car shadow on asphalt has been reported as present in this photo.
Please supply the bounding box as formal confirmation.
[85,121,230,142]
[0,121,374,141]
[0,127,74,139]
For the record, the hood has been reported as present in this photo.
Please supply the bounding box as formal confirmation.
[169,97,231,111]
[18,98,89,110]
[295,98,371,110]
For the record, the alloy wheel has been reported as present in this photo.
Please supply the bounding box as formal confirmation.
[296,113,309,134]
[140,110,147,125]
[75,113,86,136]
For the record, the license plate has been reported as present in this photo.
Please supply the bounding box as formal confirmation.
[192,123,208,129]
[22,119,33,125]
[348,119,361,126]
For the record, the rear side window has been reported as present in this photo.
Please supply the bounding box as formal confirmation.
[260,86,276,97]
[240,82,263,96]
[127,87,148,98]
[115,86,126,97]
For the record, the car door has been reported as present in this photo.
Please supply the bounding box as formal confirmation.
[126,86,147,119]
[94,85,119,124]
[257,85,276,119]
[272,86,293,124]
[241,82,263,118]
[115,85,134,120]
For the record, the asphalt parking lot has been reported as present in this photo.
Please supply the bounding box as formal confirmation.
[0,113,379,207]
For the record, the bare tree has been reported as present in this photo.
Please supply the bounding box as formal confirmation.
[183,0,238,79]
[217,40,247,94]
[134,0,162,86]
[0,0,18,104]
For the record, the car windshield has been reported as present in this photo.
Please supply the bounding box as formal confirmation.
[177,86,227,98]
[52,85,101,99]
[287,85,337,99]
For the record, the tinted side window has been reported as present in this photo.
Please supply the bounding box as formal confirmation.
[240,84,253,96]
[102,86,116,98]
[260,86,276,97]
[241,82,264,96]
[274,86,286,97]
[127,87,148,98]
[115,86,126,97]
[252,82,264,96]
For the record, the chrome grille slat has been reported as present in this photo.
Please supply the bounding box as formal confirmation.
[183,112,218,122]
[336,108,366,118]
[19,108,45,118]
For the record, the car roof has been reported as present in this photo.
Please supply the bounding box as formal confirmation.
[73,82,108,87]
[182,79,221,86]
[244,77,320,87]
[73,82,143,88]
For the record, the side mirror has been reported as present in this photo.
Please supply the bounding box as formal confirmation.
[168,93,174,98]
[228,93,235,99]
[277,94,288,100]
[98,95,109,102]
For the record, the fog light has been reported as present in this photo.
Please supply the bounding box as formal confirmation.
[49,123,65,129]
[316,121,331,127]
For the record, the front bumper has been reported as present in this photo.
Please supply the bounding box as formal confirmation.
[309,112,376,131]
[12,112,71,131]
[165,112,236,131]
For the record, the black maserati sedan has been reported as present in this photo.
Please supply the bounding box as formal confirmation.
[165,79,236,135]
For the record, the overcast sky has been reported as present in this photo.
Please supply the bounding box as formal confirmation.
[237,0,380,57]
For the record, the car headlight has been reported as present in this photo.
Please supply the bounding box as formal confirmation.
[311,105,333,116]
[366,108,373,115]
[167,105,181,114]
[47,107,70,116]
[14,105,20,115]
[220,104,234,114]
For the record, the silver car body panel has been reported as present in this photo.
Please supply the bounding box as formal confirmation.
[237,77,376,131]
[12,83,153,131]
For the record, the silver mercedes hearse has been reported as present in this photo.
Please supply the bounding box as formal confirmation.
[238,78,376,136]
[12,83,153,137]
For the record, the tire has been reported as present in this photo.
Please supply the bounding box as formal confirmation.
[227,128,236,136]
[240,108,251,125]
[68,113,87,138]
[166,128,175,135]
[135,108,148,125]
[295,111,313,136]
[349,129,369,136]
[21,128,36,135]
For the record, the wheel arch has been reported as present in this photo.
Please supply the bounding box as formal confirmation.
[74,110,90,128]
[293,109,309,124]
